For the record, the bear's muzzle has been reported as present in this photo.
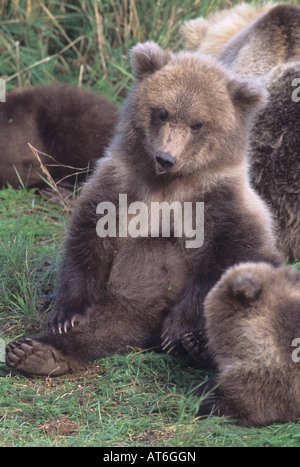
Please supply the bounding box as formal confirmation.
[155,151,177,173]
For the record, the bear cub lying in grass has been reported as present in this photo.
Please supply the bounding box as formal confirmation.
[0,85,119,189]
[198,262,300,427]
[6,42,282,376]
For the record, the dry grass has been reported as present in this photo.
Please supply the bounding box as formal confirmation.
[0,0,228,100]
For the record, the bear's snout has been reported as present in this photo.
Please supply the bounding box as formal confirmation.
[155,151,177,172]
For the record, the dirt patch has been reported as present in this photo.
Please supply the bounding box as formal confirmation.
[40,416,80,436]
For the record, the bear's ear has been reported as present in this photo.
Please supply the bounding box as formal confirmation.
[227,77,268,115]
[229,272,261,303]
[130,41,172,80]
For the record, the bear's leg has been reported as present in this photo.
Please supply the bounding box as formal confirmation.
[6,299,163,376]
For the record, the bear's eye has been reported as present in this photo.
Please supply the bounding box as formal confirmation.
[151,108,169,125]
[158,109,168,122]
[190,122,203,131]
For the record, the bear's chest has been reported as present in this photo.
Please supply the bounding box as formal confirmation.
[107,237,190,310]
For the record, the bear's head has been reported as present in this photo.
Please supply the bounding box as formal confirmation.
[203,262,300,362]
[125,41,267,178]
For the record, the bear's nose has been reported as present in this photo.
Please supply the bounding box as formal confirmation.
[155,151,177,171]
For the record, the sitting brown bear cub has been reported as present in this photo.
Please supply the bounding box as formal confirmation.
[197,262,300,427]
[6,42,282,376]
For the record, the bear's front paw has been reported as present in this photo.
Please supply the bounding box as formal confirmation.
[181,331,203,360]
[161,310,208,363]
[47,309,90,334]
[161,313,190,355]
[181,331,213,368]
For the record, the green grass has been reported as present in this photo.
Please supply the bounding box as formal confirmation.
[1,0,300,448]
[1,0,224,102]
[0,186,66,337]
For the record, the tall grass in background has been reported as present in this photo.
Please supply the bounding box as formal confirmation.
[1,0,231,102]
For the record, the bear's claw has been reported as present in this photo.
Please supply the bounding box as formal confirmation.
[48,312,89,335]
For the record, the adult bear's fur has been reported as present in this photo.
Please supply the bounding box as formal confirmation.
[249,62,300,262]
[217,3,300,78]
[197,262,300,427]
[0,84,119,188]
[181,2,273,59]
[6,42,282,376]
[181,3,300,262]
[181,3,300,79]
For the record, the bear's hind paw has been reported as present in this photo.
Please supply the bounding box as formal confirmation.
[6,338,71,376]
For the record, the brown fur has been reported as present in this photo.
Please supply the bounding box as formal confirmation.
[181,2,274,57]
[218,3,300,78]
[181,3,300,79]
[0,84,119,188]
[6,42,282,376]
[183,3,300,262]
[197,262,300,427]
[249,62,300,262]
[217,4,300,262]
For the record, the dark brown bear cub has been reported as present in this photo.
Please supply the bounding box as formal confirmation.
[6,42,282,376]
[198,262,300,427]
[0,84,119,188]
